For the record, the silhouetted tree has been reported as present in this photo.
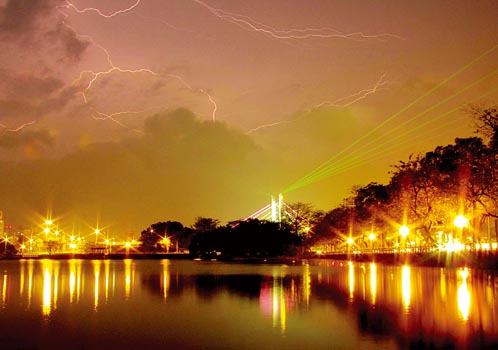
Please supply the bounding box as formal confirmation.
[189,219,300,259]
[193,217,220,233]
[284,202,324,237]
[471,104,498,150]
[139,221,187,252]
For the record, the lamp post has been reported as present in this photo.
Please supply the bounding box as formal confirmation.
[94,229,100,244]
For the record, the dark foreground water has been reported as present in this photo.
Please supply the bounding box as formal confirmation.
[1,259,498,349]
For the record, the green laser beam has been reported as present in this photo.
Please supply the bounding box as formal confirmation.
[286,86,498,191]
[285,66,498,191]
[283,42,498,193]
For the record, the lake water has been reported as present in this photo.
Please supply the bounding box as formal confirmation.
[1,258,498,349]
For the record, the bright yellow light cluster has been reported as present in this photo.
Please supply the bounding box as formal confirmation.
[453,215,469,229]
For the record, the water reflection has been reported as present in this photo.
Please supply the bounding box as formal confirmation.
[315,261,498,349]
[401,265,411,313]
[1,272,7,307]
[162,260,170,301]
[458,268,470,321]
[94,260,100,310]
[370,262,377,305]
[1,259,498,349]
[124,259,133,299]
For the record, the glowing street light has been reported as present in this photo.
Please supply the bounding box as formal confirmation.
[94,229,100,244]
[163,237,171,253]
[454,215,469,229]
[454,215,468,240]
[399,225,409,238]
[368,232,376,251]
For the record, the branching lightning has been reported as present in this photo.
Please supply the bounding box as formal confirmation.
[60,0,142,19]
[0,121,37,133]
[245,121,292,135]
[313,74,391,109]
[58,1,218,131]
[193,0,402,41]
[245,74,392,134]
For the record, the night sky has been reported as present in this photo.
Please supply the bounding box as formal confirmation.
[1,0,497,235]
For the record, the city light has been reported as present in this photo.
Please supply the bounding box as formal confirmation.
[454,215,469,229]
[399,225,409,238]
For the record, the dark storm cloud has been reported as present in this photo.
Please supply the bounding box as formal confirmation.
[0,0,89,129]
[0,0,53,34]
[0,128,54,149]
[0,70,79,123]
[0,0,90,59]
[46,21,90,61]
[0,70,64,98]
[0,109,280,232]
[0,99,36,119]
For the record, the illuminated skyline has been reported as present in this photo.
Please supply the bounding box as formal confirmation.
[0,0,497,234]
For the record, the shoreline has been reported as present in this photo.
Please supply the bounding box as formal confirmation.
[314,250,498,269]
[1,252,192,260]
[2,251,498,269]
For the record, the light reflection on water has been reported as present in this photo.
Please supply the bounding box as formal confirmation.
[0,259,498,349]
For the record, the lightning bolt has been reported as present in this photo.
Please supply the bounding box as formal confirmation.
[58,1,218,131]
[245,74,393,134]
[193,0,402,42]
[245,121,292,135]
[0,121,37,133]
[313,73,392,108]
[60,0,142,19]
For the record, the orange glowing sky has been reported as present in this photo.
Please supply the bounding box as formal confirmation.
[0,0,497,234]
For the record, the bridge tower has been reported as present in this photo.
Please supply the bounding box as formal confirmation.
[271,194,283,222]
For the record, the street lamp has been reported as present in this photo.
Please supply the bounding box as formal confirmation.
[94,229,100,244]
